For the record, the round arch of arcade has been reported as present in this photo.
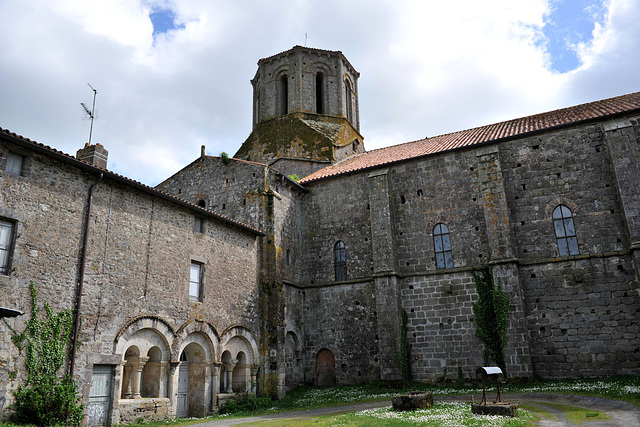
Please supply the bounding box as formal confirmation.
[218,325,260,394]
[114,317,259,418]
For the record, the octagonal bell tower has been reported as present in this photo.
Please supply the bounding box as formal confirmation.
[235,46,364,178]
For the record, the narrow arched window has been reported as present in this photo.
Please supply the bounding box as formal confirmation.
[334,240,346,281]
[280,74,289,115]
[553,205,579,256]
[316,72,324,114]
[433,223,453,269]
[345,79,353,123]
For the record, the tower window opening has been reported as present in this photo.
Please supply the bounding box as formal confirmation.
[280,74,289,115]
[345,79,353,123]
[316,72,324,114]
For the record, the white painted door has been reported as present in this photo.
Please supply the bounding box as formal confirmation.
[87,365,112,426]
[176,363,189,417]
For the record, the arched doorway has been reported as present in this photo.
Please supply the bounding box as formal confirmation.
[284,332,302,391]
[316,349,336,386]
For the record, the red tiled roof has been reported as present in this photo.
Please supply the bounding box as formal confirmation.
[300,91,640,184]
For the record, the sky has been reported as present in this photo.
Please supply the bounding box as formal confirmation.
[1,0,638,186]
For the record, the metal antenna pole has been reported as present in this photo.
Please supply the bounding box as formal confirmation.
[87,83,97,145]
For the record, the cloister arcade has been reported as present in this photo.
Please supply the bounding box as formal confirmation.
[113,317,259,418]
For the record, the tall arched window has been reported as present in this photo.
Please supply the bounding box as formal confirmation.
[334,240,346,281]
[344,79,353,123]
[433,223,453,269]
[316,72,324,114]
[553,205,579,256]
[280,74,289,115]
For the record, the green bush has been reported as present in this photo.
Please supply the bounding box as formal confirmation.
[218,393,273,414]
[4,282,84,426]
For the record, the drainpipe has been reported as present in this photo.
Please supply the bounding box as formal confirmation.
[70,173,103,378]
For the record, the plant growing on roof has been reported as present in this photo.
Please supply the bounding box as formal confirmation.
[220,152,230,165]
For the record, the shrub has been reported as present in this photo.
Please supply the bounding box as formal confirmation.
[218,393,273,414]
[4,282,84,426]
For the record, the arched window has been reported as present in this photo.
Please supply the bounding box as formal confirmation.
[433,223,453,269]
[280,74,289,115]
[553,205,579,256]
[334,240,346,281]
[344,79,353,123]
[316,72,324,114]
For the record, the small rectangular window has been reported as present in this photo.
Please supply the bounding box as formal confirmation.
[194,217,203,233]
[0,220,15,275]
[189,262,202,301]
[6,152,24,176]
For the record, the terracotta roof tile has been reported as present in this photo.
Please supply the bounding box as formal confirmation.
[301,91,640,184]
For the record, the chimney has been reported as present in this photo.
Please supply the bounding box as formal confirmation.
[76,143,109,169]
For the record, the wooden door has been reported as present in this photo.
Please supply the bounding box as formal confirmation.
[316,349,336,386]
[176,363,189,417]
[87,365,112,426]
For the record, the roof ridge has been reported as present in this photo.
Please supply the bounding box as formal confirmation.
[300,90,640,184]
[0,127,264,236]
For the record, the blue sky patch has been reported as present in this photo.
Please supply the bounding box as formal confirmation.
[149,7,185,44]
[541,0,607,73]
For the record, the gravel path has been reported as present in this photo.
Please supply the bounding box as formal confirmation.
[193,393,640,426]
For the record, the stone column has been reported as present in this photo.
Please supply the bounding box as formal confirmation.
[121,361,133,399]
[603,119,640,279]
[223,360,237,393]
[131,356,149,398]
[158,361,169,398]
[167,361,179,414]
[476,147,533,377]
[367,168,403,381]
[210,363,221,410]
[250,364,260,394]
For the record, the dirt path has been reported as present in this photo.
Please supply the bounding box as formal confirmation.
[193,393,640,426]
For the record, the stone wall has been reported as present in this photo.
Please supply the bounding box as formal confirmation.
[296,118,640,381]
[156,156,267,231]
[0,138,261,422]
[301,281,379,385]
[301,174,373,285]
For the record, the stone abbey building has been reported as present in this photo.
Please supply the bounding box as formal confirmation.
[1,46,639,425]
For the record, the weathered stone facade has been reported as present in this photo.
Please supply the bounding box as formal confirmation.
[0,135,264,424]
[1,45,639,424]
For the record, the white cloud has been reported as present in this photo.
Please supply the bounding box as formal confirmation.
[1,0,638,185]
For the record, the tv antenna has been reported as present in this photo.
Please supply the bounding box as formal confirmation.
[80,83,97,145]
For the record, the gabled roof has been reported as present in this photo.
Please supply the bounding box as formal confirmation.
[0,128,264,236]
[300,91,640,184]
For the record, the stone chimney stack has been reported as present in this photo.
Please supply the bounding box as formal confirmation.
[76,143,108,169]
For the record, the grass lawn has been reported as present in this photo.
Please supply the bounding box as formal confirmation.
[1,376,637,426]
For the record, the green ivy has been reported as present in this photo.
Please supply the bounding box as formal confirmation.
[472,266,510,374]
[395,310,412,384]
[287,174,300,182]
[4,282,84,426]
